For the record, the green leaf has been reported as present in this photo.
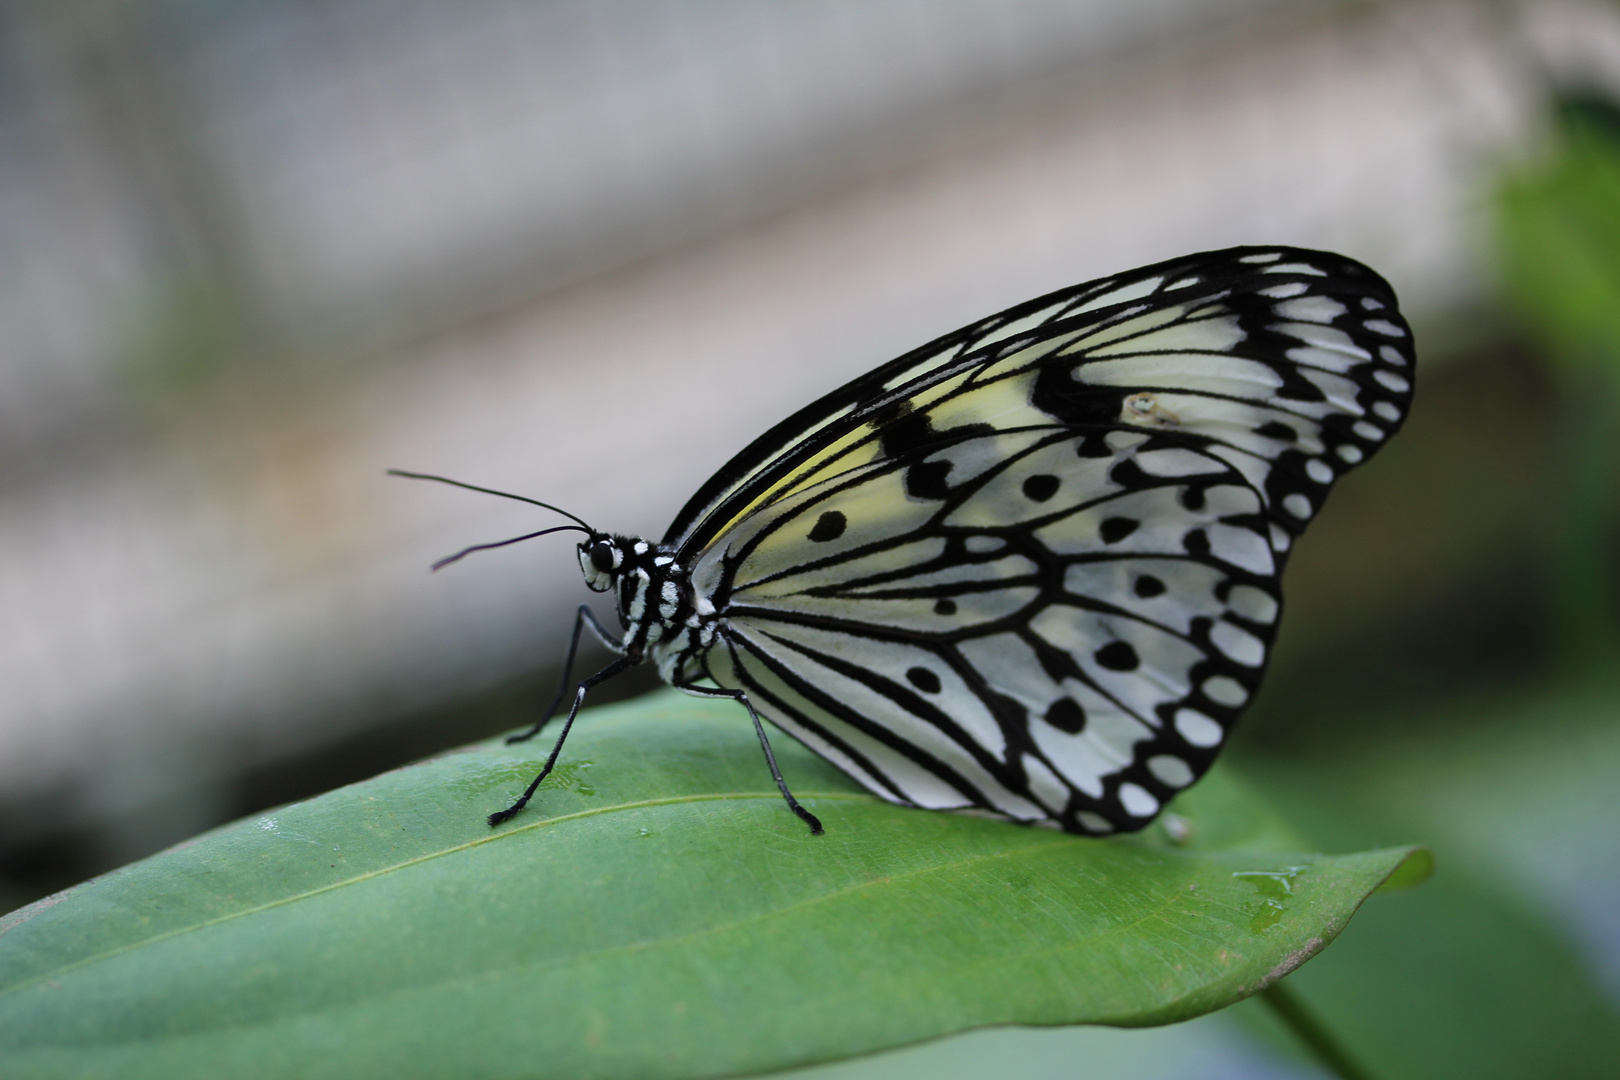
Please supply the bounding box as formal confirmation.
[0,690,1422,1080]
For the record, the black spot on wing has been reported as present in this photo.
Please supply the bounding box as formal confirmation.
[1031,362,1127,426]
[808,511,846,542]
[1134,574,1165,598]
[1094,641,1140,671]
[1075,435,1114,459]
[1022,474,1060,502]
[877,405,934,457]
[1100,517,1139,544]
[875,401,994,502]
[906,667,942,693]
[1108,457,1149,489]
[906,460,953,500]
[1045,697,1087,734]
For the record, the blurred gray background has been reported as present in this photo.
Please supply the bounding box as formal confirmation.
[3,2,1619,1077]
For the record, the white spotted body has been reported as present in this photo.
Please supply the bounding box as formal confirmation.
[576,532,714,684]
[534,246,1417,836]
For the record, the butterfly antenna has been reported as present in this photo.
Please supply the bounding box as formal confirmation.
[387,469,593,530]
[429,525,592,571]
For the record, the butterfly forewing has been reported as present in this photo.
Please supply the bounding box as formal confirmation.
[675,246,1412,834]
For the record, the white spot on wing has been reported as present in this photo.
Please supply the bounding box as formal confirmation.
[1206,523,1273,575]
[1175,709,1224,747]
[1274,296,1347,323]
[1210,620,1265,667]
[1134,448,1225,477]
[1119,783,1159,818]
[1227,584,1278,625]
[1202,676,1248,707]
[1148,755,1195,788]
[1106,430,1149,452]
[1285,346,1361,374]
[1077,811,1114,833]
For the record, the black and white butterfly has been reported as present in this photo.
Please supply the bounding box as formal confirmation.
[397,245,1414,837]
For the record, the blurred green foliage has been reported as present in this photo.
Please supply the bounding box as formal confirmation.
[1495,89,1620,672]
[1498,93,1620,374]
[118,269,237,393]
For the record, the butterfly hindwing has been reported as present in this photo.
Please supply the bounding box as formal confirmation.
[691,427,1274,832]
[673,246,1412,833]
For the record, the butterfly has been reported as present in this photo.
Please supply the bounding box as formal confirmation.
[395,245,1414,837]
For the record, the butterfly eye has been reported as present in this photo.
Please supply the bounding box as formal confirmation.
[589,541,616,573]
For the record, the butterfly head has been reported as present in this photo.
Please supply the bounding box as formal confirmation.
[578,534,625,592]
[577,532,662,590]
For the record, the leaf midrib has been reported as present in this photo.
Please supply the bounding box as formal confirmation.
[0,788,873,1000]
[15,830,1219,1049]
[69,838,1326,1051]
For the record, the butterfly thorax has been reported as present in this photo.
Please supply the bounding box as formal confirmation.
[577,532,715,682]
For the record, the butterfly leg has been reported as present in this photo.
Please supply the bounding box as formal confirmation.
[677,683,824,836]
[507,604,622,744]
[488,653,638,828]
